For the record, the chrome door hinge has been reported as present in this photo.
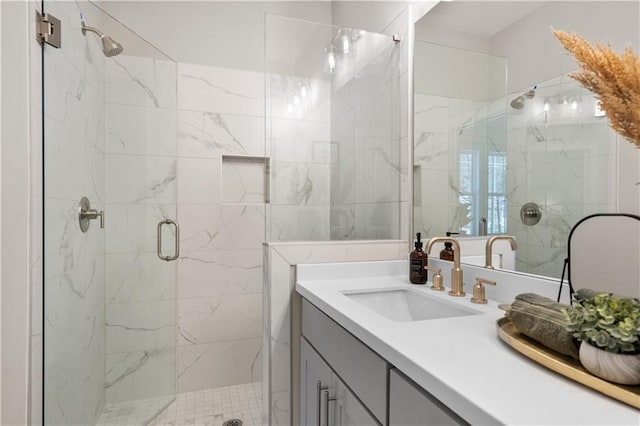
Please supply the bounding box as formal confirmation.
[36,11,61,48]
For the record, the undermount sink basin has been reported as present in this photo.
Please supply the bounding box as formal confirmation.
[342,288,481,322]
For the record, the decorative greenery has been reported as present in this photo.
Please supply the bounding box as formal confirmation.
[553,30,640,149]
[563,293,640,354]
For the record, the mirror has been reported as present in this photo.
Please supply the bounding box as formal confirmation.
[413,1,640,279]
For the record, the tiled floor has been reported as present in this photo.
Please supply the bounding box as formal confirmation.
[151,382,262,426]
[95,382,262,426]
[96,395,174,426]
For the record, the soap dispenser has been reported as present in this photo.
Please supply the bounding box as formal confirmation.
[409,233,428,284]
[440,242,455,261]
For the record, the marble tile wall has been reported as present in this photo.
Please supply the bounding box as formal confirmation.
[415,73,617,279]
[266,73,332,241]
[41,1,107,424]
[505,76,617,278]
[104,54,177,408]
[329,25,405,240]
[176,62,265,392]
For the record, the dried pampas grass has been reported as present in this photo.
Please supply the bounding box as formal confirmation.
[554,30,640,149]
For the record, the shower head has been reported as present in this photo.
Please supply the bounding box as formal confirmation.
[510,88,536,110]
[81,21,123,57]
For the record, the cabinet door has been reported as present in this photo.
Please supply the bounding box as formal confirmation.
[301,338,333,426]
[389,369,467,426]
[330,374,379,426]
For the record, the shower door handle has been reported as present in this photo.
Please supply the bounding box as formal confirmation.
[157,219,180,261]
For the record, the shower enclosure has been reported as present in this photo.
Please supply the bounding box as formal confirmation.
[42,1,177,424]
[266,14,403,242]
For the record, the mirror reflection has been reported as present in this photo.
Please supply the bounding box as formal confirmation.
[413,1,640,279]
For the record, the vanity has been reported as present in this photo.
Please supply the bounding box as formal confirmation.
[295,260,639,425]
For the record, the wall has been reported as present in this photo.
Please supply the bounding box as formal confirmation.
[103,53,177,409]
[489,1,640,93]
[505,75,618,277]
[174,62,266,392]
[329,24,404,240]
[1,1,33,424]
[265,14,332,242]
[97,1,333,72]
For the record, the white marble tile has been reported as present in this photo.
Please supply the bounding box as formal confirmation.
[178,294,262,345]
[270,162,330,206]
[45,306,105,426]
[105,154,177,204]
[352,202,401,239]
[105,104,177,156]
[106,253,176,303]
[105,347,176,404]
[353,146,402,204]
[178,205,265,251]
[270,118,330,164]
[105,204,176,254]
[45,198,104,280]
[177,157,221,205]
[267,74,331,122]
[271,390,290,426]
[177,338,262,393]
[221,159,266,204]
[44,117,87,201]
[106,300,175,353]
[330,206,356,240]
[178,63,263,116]
[44,50,102,138]
[178,110,265,158]
[268,205,330,242]
[106,56,176,108]
[349,34,401,108]
[414,94,450,134]
[178,249,262,298]
[354,81,401,153]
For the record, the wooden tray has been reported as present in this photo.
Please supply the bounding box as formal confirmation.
[496,317,640,409]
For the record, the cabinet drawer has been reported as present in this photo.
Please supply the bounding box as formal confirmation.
[302,299,387,424]
[389,369,467,426]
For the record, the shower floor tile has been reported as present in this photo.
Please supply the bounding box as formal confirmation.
[96,382,262,426]
[151,382,262,426]
[96,395,174,426]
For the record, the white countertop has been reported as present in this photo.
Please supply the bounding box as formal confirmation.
[296,261,639,425]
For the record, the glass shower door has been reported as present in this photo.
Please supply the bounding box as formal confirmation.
[42,2,177,424]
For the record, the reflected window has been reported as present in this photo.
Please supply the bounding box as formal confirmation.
[488,152,507,234]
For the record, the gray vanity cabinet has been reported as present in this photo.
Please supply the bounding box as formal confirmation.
[301,338,378,426]
[331,372,378,426]
[301,338,333,426]
[388,369,467,426]
[301,298,466,426]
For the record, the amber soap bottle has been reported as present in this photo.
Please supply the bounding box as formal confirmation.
[409,232,428,284]
[440,242,455,261]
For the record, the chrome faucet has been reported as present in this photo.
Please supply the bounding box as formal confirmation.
[426,237,465,297]
[485,235,518,269]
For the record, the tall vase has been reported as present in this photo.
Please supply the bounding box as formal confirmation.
[579,341,640,385]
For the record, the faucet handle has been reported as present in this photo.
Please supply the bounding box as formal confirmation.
[471,277,496,304]
[424,266,444,291]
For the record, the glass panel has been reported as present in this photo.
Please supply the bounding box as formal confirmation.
[265,15,402,241]
[42,1,177,424]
